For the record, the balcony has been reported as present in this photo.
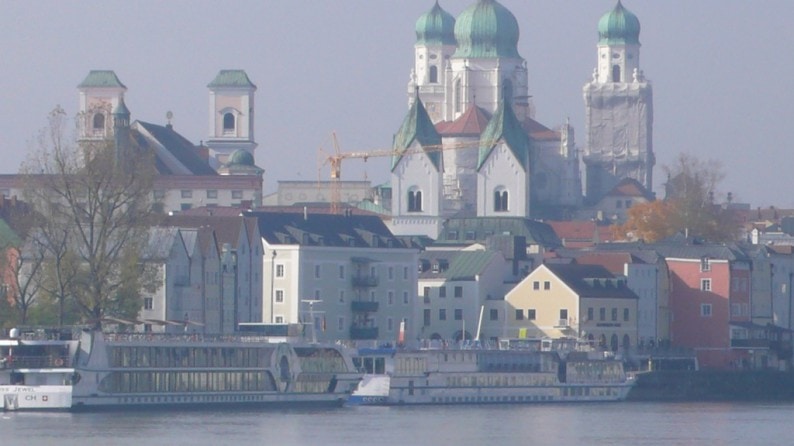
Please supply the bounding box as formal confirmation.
[352,275,379,288]
[351,301,379,313]
[731,338,776,349]
[350,326,379,340]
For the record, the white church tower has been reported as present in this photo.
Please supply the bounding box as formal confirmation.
[77,70,127,141]
[206,70,257,169]
[582,1,653,202]
[408,1,457,123]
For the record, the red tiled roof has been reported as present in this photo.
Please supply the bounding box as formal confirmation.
[575,252,639,275]
[606,178,653,200]
[547,220,617,248]
[436,105,491,136]
[522,118,559,141]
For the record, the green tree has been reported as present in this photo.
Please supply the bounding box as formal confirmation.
[20,106,160,328]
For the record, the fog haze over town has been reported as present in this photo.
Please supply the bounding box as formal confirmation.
[1,1,792,207]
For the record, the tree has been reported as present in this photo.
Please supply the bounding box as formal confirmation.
[20,106,160,328]
[614,153,739,243]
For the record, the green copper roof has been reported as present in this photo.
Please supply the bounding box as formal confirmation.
[477,97,531,170]
[453,0,520,59]
[391,94,442,171]
[598,1,641,45]
[415,1,456,46]
[228,149,255,166]
[113,98,130,117]
[207,70,257,89]
[78,70,126,89]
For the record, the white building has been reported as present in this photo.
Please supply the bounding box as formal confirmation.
[255,210,419,344]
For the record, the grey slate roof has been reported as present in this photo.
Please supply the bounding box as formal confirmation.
[134,121,217,175]
[544,263,638,300]
[593,241,749,262]
[252,211,406,249]
[145,227,181,260]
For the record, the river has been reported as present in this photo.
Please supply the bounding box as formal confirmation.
[1,402,791,446]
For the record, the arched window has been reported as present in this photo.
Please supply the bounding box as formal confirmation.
[429,66,438,84]
[610,334,619,352]
[612,65,621,83]
[494,187,508,212]
[622,334,631,350]
[223,112,235,133]
[408,189,423,212]
[92,113,105,131]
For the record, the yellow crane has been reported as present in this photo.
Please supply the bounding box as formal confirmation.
[318,132,486,214]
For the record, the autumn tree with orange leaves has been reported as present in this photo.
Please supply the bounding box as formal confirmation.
[613,154,740,243]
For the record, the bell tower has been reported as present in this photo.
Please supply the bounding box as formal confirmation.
[206,70,257,169]
[583,1,653,202]
[77,70,127,141]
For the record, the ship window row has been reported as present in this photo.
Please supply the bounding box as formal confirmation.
[294,348,350,373]
[566,362,625,383]
[110,346,273,369]
[99,371,277,394]
[445,374,555,388]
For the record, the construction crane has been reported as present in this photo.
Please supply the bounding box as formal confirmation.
[318,132,487,214]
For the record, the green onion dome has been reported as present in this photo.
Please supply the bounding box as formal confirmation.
[598,1,640,45]
[416,1,456,46]
[228,149,255,167]
[453,0,520,59]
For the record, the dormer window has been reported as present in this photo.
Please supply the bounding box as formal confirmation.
[223,112,236,135]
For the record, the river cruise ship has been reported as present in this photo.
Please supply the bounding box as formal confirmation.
[350,341,634,406]
[0,328,76,411]
[70,329,361,410]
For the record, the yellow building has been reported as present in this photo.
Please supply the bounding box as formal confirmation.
[504,263,638,351]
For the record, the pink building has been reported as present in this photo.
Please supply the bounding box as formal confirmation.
[661,245,751,369]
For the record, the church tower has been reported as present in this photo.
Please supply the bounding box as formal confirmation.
[442,0,530,123]
[206,70,257,169]
[582,1,653,203]
[408,1,456,123]
[77,70,127,141]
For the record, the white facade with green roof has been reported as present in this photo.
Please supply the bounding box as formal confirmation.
[407,0,530,125]
[206,70,258,170]
[77,70,127,141]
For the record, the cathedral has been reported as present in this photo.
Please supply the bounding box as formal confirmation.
[389,0,653,238]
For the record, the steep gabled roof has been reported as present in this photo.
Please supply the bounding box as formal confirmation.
[161,215,245,248]
[436,104,491,136]
[605,177,654,201]
[134,121,217,176]
[478,99,531,170]
[392,95,442,171]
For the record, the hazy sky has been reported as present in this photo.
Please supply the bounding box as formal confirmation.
[1,1,792,208]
